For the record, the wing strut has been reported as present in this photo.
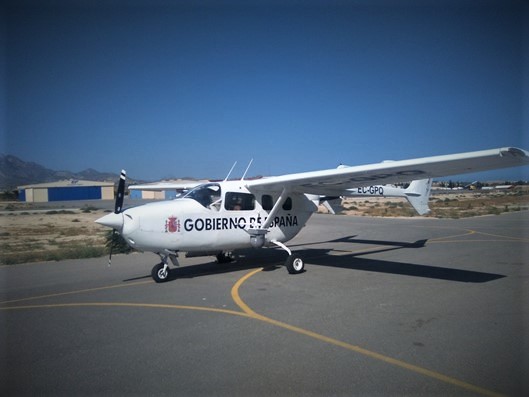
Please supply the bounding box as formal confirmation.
[245,187,305,274]
[262,187,289,229]
[246,187,290,248]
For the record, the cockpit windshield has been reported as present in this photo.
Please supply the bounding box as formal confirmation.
[183,183,222,209]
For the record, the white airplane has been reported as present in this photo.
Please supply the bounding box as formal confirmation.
[96,147,529,283]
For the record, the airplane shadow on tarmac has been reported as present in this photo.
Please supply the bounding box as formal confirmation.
[124,235,505,284]
[300,235,505,283]
[123,249,286,283]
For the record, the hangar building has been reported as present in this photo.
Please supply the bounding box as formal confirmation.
[18,180,114,202]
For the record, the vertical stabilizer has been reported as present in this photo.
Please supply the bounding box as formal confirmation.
[404,179,432,215]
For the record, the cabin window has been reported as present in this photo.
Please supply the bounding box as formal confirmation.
[225,192,255,211]
[262,195,292,211]
[262,195,273,211]
[282,197,292,211]
[183,183,222,209]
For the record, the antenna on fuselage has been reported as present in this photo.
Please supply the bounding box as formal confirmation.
[241,158,253,181]
[224,161,237,181]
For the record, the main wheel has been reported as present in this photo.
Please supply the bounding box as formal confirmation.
[285,255,305,274]
[152,262,169,283]
[216,252,233,264]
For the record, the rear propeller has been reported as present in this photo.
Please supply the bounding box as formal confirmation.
[108,170,126,266]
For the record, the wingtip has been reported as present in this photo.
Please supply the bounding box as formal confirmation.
[500,147,529,158]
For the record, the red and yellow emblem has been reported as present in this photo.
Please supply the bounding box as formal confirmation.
[165,216,180,233]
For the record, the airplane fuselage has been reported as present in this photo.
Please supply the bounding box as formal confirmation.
[109,181,317,255]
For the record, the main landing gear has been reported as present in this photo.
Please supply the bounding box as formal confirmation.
[285,255,305,274]
[271,240,305,275]
[216,251,234,264]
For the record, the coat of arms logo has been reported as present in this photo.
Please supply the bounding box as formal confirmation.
[165,216,180,233]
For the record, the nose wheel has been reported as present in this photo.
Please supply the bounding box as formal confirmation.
[152,262,169,283]
[151,253,179,283]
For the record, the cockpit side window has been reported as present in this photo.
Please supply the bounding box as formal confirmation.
[183,183,222,209]
[225,192,255,211]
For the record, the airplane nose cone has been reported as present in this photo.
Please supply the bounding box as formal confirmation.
[95,212,124,231]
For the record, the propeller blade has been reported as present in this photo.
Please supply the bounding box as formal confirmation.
[109,169,126,267]
[108,229,116,267]
[115,169,126,214]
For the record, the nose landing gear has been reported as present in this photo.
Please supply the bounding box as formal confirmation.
[151,253,179,283]
[152,262,169,283]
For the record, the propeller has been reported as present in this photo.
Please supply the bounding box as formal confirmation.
[108,170,126,266]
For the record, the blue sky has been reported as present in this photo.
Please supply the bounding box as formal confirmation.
[3,0,528,182]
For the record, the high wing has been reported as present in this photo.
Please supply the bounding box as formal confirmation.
[245,147,529,196]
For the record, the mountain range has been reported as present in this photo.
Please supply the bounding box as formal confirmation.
[0,154,131,190]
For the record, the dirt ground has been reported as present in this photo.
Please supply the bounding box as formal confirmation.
[1,187,528,265]
[0,205,110,265]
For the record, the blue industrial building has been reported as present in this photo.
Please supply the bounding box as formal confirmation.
[18,180,114,202]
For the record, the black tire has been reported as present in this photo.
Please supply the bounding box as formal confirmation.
[152,262,169,283]
[216,252,233,264]
[285,255,304,274]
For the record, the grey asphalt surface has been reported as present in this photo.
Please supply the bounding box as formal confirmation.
[1,211,528,396]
